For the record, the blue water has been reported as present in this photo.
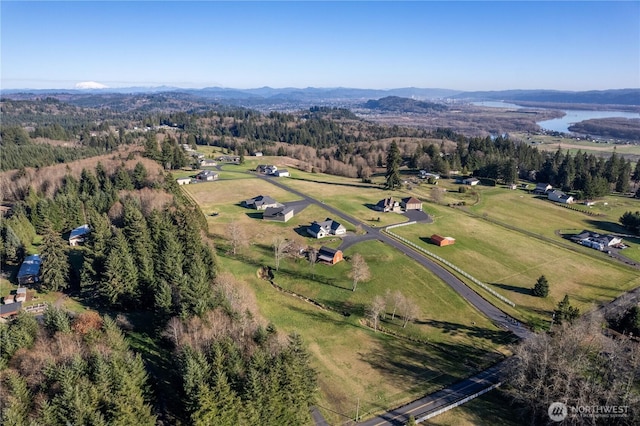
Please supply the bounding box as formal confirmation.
[474,101,640,134]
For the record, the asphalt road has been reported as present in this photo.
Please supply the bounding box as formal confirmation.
[256,174,531,425]
[358,360,506,426]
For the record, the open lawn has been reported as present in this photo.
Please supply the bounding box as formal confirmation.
[391,203,640,327]
[469,188,640,263]
[219,250,509,424]
[511,132,640,159]
[277,172,421,227]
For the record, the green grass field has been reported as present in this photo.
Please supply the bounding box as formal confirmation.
[391,203,640,327]
[182,171,513,423]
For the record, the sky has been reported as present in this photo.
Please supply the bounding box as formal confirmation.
[1,1,639,91]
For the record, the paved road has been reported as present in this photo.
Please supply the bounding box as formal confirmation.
[358,360,506,426]
[257,174,530,426]
[258,174,531,340]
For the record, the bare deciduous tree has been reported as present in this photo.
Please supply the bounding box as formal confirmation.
[367,295,386,332]
[400,298,419,328]
[386,289,405,320]
[349,253,371,292]
[273,236,289,271]
[307,247,317,279]
[226,221,247,256]
[506,313,640,423]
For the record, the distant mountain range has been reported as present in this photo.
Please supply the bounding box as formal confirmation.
[2,86,639,107]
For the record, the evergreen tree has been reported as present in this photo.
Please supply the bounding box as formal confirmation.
[615,160,631,193]
[132,162,148,189]
[40,223,70,292]
[553,294,580,325]
[113,165,134,190]
[385,141,402,190]
[100,229,139,307]
[532,275,549,298]
[2,223,23,262]
[122,200,155,305]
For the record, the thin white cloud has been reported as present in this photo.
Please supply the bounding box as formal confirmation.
[75,81,109,89]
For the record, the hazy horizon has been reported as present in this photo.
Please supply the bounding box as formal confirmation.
[2,1,639,91]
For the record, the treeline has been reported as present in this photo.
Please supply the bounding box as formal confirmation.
[0,125,137,171]
[569,117,640,140]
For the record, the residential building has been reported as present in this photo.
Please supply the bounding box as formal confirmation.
[69,224,91,246]
[200,159,217,167]
[307,218,346,238]
[17,254,41,286]
[571,231,622,251]
[548,190,574,204]
[243,195,281,210]
[196,170,219,181]
[462,177,480,186]
[533,183,553,194]
[375,197,401,213]
[176,177,192,185]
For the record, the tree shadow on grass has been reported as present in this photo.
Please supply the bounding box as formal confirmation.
[293,225,311,238]
[586,219,628,234]
[414,318,516,347]
[489,282,532,296]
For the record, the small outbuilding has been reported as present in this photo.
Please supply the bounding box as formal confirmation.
[0,302,22,318]
[431,234,456,247]
[317,246,343,265]
[176,177,192,185]
[274,169,290,177]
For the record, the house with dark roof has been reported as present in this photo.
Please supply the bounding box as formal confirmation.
[263,206,295,222]
[196,170,219,181]
[0,301,22,318]
[307,218,346,238]
[317,246,343,265]
[533,183,553,194]
[17,255,41,286]
[243,195,281,210]
[401,197,422,211]
[69,224,91,246]
[571,230,622,251]
[375,197,401,213]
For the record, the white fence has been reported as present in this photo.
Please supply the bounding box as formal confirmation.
[384,224,516,308]
[415,382,502,423]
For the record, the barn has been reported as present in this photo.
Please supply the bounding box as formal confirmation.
[431,234,456,247]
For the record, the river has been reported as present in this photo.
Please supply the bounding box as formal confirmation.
[473,101,640,134]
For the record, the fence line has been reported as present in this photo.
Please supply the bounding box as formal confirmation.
[384,225,516,308]
[415,382,502,423]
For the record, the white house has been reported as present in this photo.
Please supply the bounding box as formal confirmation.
[548,190,574,204]
[307,218,346,238]
[176,177,191,185]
